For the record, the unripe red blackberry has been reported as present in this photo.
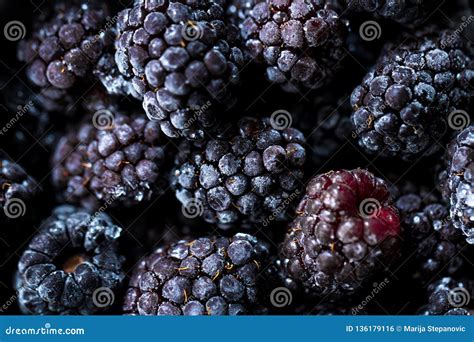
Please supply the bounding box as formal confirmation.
[280,169,401,297]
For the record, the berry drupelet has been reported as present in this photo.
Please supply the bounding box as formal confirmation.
[394,183,468,282]
[442,126,474,243]
[17,1,112,101]
[0,159,39,223]
[240,0,348,93]
[123,233,269,315]
[51,99,169,210]
[280,169,401,297]
[172,117,306,227]
[15,205,125,315]
[114,0,244,140]
[422,277,473,315]
[351,29,474,160]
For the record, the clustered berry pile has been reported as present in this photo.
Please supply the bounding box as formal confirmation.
[0,0,472,315]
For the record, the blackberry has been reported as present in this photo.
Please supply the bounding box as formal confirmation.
[442,126,474,243]
[51,97,169,210]
[240,0,348,93]
[422,277,473,315]
[280,169,401,297]
[123,233,269,315]
[344,0,442,26]
[16,1,113,101]
[394,183,469,282]
[351,29,474,160]
[114,0,244,140]
[0,159,39,223]
[172,117,306,227]
[15,205,125,315]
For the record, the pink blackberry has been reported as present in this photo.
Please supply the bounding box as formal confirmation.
[280,169,401,297]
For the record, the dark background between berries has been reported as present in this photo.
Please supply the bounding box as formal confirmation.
[0,0,472,315]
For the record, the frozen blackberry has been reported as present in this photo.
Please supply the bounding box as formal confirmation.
[172,117,306,227]
[114,0,244,140]
[394,183,469,282]
[123,233,269,315]
[344,0,442,26]
[280,169,401,297]
[442,126,474,243]
[15,205,125,315]
[16,1,113,101]
[422,277,473,315]
[51,100,169,210]
[351,29,474,160]
[0,159,39,223]
[241,0,348,93]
